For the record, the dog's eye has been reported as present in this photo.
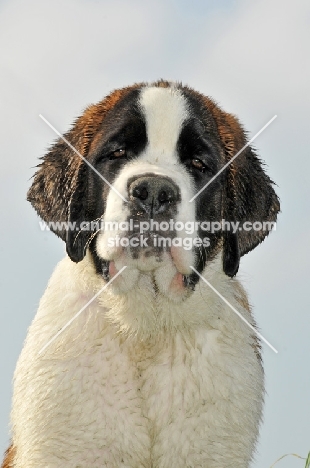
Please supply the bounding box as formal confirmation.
[191,158,207,172]
[111,148,127,159]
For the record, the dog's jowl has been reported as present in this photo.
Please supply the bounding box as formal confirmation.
[2,81,280,468]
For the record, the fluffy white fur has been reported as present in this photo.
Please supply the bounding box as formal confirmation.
[11,253,263,468]
[139,86,187,159]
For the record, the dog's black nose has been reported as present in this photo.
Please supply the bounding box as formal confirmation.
[128,175,180,215]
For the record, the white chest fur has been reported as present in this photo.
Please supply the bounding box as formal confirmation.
[11,256,264,468]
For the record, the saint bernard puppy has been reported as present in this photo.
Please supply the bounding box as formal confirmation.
[2,80,280,468]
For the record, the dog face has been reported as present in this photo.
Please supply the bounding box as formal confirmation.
[28,81,279,299]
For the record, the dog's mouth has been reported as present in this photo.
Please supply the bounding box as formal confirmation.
[93,222,205,297]
[100,257,199,291]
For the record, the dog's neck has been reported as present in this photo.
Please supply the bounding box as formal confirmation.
[69,251,239,343]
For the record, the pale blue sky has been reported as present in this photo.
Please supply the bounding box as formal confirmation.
[0,1,309,466]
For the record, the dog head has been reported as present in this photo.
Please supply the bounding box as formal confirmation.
[28,81,279,299]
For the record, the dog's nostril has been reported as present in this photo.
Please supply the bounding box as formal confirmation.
[158,190,169,203]
[133,186,148,201]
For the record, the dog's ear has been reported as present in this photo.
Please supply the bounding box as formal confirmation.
[28,86,141,262]
[27,124,83,243]
[208,104,280,276]
[65,161,93,263]
[27,123,95,262]
[65,160,104,263]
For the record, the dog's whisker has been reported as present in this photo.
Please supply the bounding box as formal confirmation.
[72,215,104,247]
[82,228,102,256]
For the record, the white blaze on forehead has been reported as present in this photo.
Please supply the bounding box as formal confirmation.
[96,85,196,272]
[139,86,188,158]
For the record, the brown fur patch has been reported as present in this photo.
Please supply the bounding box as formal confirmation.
[1,445,15,468]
